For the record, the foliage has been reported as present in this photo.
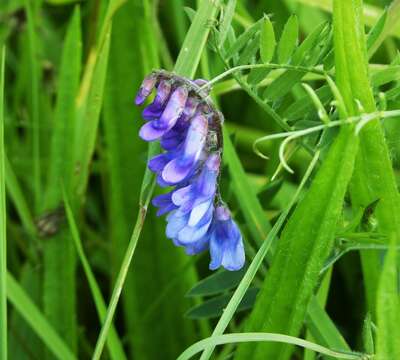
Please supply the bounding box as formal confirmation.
[1,0,399,359]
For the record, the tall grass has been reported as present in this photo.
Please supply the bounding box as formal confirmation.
[1,0,399,359]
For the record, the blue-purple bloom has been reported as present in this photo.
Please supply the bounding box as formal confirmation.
[135,70,245,271]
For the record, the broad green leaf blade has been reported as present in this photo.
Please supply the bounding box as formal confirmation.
[72,29,111,200]
[260,16,276,63]
[63,190,127,360]
[305,296,350,352]
[174,0,220,77]
[235,127,358,360]
[375,244,400,360]
[42,9,82,354]
[0,46,6,360]
[7,273,76,360]
[277,15,298,64]
[334,0,400,314]
[44,7,81,209]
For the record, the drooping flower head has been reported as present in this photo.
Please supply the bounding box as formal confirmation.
[135,70,245,271]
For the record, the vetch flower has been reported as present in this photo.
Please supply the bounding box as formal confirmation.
[135,70,245,271]
[139,86,188,141]
[162,113,208,184]
[209,206,245,271]
[135,74,157,105]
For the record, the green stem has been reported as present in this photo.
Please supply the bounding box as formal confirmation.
[181,333,369,360]
[200,63,326,91]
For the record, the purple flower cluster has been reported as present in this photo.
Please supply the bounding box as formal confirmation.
[135,70,245,271]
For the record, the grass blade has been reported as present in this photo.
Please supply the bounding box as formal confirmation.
[375,243,400,360]
[63,189,127,360]
[6,273,76,360]
[0,46,6,360]
[334,0,400,314]
[23,0,41,211]
[42,9,82,353]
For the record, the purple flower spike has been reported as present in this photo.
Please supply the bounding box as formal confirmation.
[209,206,245,271]
[135,75,157,105]
[162,114,208,184]
[135,70,243,271]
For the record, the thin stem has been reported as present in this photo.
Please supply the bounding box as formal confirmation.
[253,110,400,170]
[200,63,327,91]
[91,179,156,360]
[180,333,370,360]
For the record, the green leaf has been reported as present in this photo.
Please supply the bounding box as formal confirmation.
[174,0,221,77]
[334,0,400,315]
[362,313,374,355]
[371,65,400,87]
[63,190,127,360]
[0,46,6,360]
[44,6,81,209]
[225,20,261,61]
[7,273,76,360]
[366,9,387,57]
[237,33,260,65]
[236,126,358,360]
[24,0,41,210]
[260,16,276,63]
[305,296,350,352]
[41,9,82,354]
[186,288,258,319]
[72,29,111,199]
[375,244,400,360]
[277,15,298,64]
[263,22,329,101]
[257,178,283,205]
[283,85,331,121]
[187,268,247,297]
[218,0,237,47]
